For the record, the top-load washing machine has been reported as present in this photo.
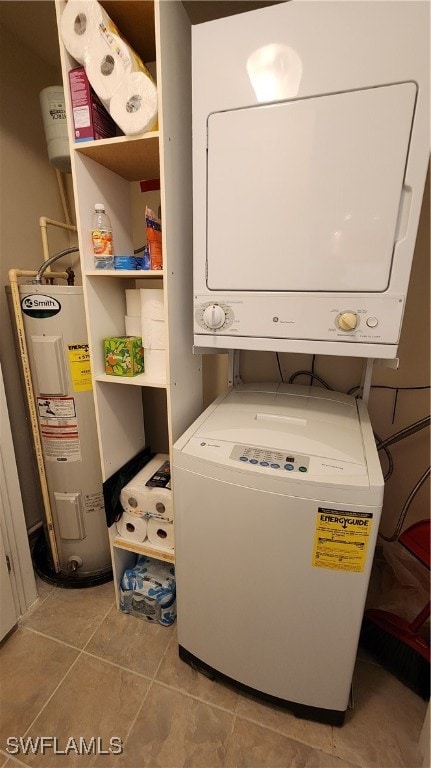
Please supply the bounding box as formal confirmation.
[173,384,384,724]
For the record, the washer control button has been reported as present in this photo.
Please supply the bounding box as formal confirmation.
[239,456,248,462]
[284,463,294,471]
[270,463,280,469]
[249,459,258,464]
[366,316,378,328]
[260,461,269,467]
[298,466,308,473]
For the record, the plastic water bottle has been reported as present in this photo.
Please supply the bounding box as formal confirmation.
[92,203,114,269]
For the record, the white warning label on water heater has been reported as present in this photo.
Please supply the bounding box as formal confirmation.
[37,397,82,462]
[312,507,373,572]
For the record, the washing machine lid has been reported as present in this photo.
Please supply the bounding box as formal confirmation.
[184,385,366,466]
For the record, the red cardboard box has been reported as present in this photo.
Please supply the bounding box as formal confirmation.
[68,67,118,142]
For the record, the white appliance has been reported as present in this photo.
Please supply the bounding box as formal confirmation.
[18,285,111,577]
[192,1,430,358]
[173,384,384,724]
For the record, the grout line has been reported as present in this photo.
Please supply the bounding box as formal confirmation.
[81,601,116,651]
[152,679,240,716]
[21,651,84,738]
[0,749,30,768]
[17,625,82,653]
[223,712,237,762]
[231,710,335,757]
[80,647,153,682]
[101,680,156,768]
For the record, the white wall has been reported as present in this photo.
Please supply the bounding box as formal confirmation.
[0,9,77,530]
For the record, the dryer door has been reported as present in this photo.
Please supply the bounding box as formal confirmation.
[206,83,416,292]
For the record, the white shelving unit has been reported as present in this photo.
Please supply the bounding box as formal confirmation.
[55,0,203,605]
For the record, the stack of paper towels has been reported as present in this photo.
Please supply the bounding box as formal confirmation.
[60,0,157,135]
[117,454,174,551]
[125,288,166,379]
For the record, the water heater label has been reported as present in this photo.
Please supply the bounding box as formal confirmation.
[21,294,61,318]
[312,508,373,572]
[37,396,81,462]
[68,344,92,392]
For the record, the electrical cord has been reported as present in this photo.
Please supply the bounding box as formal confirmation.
[276,353,284,382]
[288,370,333,389]
[282,360,430,494]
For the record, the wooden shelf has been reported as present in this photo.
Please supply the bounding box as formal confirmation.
[74,132,160,181]
[95,372,167,388]
[86,269,163,278]
[112,535,175,564]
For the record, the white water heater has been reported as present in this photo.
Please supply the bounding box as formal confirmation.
[192,1,430,358]
[19,285,110,577]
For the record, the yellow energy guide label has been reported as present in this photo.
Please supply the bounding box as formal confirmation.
[312,508,373,572]
[68,344,92,392]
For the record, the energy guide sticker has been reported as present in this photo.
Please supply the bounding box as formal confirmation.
[68,344,92,392]
[312,508,373,572]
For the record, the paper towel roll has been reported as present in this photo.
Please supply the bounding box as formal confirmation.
[121,486,173,520]
[141,318,166,350]
[141,289,164,320]
[117,512,147,542]
[109,71,158,136]
[143,349,166,379]
[84,33,131,104]
[125,289,141,317]
[125,315,142,337]
[60,0,101,65]
[147,519,175,551]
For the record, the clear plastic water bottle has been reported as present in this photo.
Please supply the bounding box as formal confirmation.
[92,203,114,269]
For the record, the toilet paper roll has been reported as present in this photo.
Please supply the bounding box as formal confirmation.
[147,519,175,551]
[141,318,166,350]
[109,70,158,136]
[141,289,164,320]
[117,512,147,542]
[125,289,141,317]
[143,349,166,379]
[125,315,142,337]
[60,0,102,65]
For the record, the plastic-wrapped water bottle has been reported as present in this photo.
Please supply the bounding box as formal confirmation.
[92,203,114,269]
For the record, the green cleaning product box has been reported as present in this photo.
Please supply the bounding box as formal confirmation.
[104,337,144,377]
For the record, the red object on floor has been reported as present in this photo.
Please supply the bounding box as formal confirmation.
[398,519,430,568]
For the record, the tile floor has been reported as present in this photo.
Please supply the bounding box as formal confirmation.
[0,576,428,768]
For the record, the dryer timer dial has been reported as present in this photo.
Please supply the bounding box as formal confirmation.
[337,311,359,331]
[203,303,226,329]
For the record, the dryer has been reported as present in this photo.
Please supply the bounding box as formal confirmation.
[191,1,430,358]
[173,384,384,724]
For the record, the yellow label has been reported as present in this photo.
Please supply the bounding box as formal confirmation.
[312,508,373,573]
[68,344,92,392]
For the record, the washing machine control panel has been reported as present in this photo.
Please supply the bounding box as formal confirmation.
[230,445,310,473]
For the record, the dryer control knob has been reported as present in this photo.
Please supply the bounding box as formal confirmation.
[337,311,358,331]
[203,304,226,329]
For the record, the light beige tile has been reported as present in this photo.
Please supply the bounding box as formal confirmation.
[117,682,234,767]
[17,654,149,768]
[2,756,31,768]
[34,573,55,601]
[86,605,172,677]
[156,638,239,711]
[236,691,333,752]
[225,718,335,767]
[20,581,115,649]
[333,659,428,767]
[0,628,78,744]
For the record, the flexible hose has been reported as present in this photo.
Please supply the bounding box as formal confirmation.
[35,246,80,284]
[379,466,431,542]
[377,415,430,451]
